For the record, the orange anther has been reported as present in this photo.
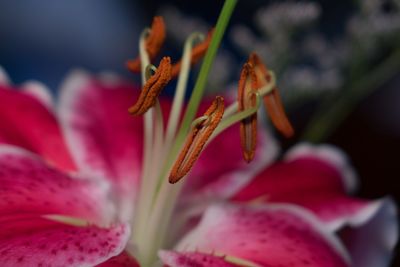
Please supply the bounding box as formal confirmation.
[263,88,294,138]
[248,52,272,87]
[238,62,258,163]
[128,57,172,115]
[248,52,294,138]
[169,96,225,184]
[171,29,214,78]
[127,16,166,72]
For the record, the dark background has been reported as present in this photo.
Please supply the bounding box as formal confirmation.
[0,0,399,265]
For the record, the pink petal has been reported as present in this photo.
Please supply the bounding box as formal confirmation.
[0,84,76,171]
[21,81,54,110]
[59,71,143,219]
[177,203,350,267]
[97,251,140,267]
[0,215,130,267]
[0,145,115,224]
[285,144,357,192]
[232,144,399,266]
[159,251,238,267]
[232,144,370,227]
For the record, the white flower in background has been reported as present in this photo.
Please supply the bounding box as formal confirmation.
[254,1,321,35]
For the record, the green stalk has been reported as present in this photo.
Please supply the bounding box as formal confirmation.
[302,48,400,142]
[177,0,237,141]
[153,0,238,195]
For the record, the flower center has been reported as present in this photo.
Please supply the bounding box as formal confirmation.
[124,3,293,266]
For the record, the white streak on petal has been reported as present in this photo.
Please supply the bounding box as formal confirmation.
[22,81,54,110]
[0,66,11,85]
[343,197,398,267]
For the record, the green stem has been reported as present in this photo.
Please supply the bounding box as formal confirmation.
[302,48,400,142]
[177,0,237,139]
[154,0,238,196]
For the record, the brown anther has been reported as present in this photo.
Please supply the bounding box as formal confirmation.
[128,57,172,115]
[171,29,215,78]
[248,52,294,138]
[248,52,271,87]
[238,62,258,163]
[263,89,294,138]
[169,96,225,184]
[126,16,166,72]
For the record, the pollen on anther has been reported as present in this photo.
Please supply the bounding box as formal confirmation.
[238,62,258,163]
[128,56,172,115]
[126,16,166,73]
[248,52,294,138]
[169,96,225,184]
[263,88,294,138]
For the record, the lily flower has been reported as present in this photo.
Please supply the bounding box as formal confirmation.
[0,13,397,267]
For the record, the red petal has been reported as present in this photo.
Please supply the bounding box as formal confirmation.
[233,144,363,227]
[21,81,54,110]
[177,203,350,267]
[0,215,129,267]
[59,71,144,220]
[0,145,114,224]
[97,251,140,267]
[232,144,399,266]
[0,84,76,171]
[159,251,238,267]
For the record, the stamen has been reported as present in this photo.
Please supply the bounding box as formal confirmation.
[128,57,172,115]
[44,215,89,227]
[263,88,294,137]
[248,53,270,87]
[248,52,294,138]
[238,62,258,163]
[171,29,214,78]
[127,16,166,72]
[169,96,225,183]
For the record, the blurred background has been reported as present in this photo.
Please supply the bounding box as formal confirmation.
[0,0,399,265]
